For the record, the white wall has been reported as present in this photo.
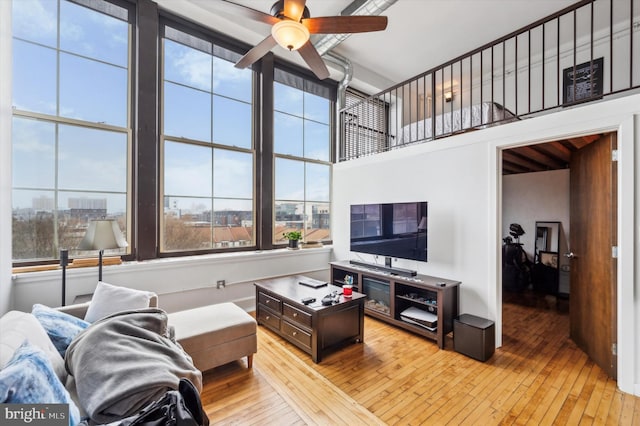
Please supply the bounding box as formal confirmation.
[333,94,639,396]
[503,169,570,261]
[0,0,13,315]
[502,169,571,293]
[502,169,571,250]
[333,140,492,317]
[10,248,332,314]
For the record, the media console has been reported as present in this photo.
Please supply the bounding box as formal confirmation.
[331,261,461,349]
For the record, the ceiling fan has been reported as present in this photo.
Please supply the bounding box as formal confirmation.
[218,0,388,80]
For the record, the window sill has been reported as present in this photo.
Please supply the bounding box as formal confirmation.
[11,247,333,278]
[12,256,122,274]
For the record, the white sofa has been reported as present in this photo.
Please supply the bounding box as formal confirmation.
[0,292,164,424]
[0,283,257,424]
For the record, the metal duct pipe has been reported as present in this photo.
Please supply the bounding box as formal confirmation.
[314,0,398,56]
[315,0,396,159]
[323,51,352,110]
[314,0,396,110]
[323,51,352,162]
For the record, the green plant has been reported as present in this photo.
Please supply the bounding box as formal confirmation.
[282,231,302,241]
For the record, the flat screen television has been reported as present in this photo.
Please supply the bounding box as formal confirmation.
[350,202,428,262]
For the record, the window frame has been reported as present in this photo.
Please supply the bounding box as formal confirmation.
[11,0,135,266]
[272,63,336,247]
[11,0,337,266]
[157,17,259,257]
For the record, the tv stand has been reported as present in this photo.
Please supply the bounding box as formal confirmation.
[333,261,461,349]
[349,259,417,277]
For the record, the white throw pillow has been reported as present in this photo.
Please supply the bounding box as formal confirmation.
[0,311,67,381]
[84,281,154,323]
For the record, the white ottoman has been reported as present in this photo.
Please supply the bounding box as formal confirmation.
[168,303,257,371]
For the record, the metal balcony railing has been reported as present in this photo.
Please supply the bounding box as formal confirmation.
[340,0,640,161]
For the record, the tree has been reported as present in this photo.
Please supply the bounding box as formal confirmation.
[163,215,210,250]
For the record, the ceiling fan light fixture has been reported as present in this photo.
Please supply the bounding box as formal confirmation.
[271,20,310,51]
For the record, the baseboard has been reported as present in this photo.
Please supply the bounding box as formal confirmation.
[158,282,255,313]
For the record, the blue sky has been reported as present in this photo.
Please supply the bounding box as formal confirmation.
[12,0,331,219]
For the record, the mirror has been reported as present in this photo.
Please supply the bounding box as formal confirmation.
[532,221,561,295]
[534,221,560,261]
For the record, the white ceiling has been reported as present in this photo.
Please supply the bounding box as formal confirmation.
[156,0,577,92]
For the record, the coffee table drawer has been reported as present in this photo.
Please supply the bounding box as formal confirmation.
[282,320,311,349]
[255,276,365,363]
[258,291,282,312]
[283,303,312,328]
[258,306,281,330]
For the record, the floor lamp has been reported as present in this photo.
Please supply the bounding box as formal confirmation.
[78,219,128,282]
[60,249,68,306]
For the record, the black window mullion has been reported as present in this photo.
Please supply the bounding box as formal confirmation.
[135,0,159,260]
[259,52,275,250]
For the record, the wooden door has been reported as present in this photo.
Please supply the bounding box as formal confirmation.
[569,132,617,379]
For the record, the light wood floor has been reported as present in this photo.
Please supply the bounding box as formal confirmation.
[200,296,639,425]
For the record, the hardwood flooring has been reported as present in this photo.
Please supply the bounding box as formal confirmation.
[200,297,639,425]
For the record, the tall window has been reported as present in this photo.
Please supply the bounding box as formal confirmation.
[10,3,336,265]
[161,25,255,252]
[11,0,131,262]
[273,69,332,244]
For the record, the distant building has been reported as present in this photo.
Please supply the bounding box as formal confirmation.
[312,204,330,229]
[275,203,303,226]
[68,197,107,220]
[214,210,252,226]
[68,197,106,210]
[32,196,54,211]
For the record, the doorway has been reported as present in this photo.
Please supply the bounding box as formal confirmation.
[501,132,618,379]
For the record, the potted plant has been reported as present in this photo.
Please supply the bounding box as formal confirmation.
[283,231,302,250]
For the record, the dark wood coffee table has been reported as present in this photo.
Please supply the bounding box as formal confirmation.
[254,275,365,363]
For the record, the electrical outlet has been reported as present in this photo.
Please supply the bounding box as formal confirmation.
[216,280,226,289]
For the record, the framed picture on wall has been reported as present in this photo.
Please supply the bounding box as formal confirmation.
[563,57,604,104]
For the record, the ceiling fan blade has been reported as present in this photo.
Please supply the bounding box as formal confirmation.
[298,41,329,80]
[303,16,388,34]
[284,0,306,22]
[235,35,278,69]
[218,0,280,26]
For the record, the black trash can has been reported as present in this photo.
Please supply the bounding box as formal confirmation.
[454,314,495,362]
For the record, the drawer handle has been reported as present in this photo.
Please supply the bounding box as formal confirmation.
[265,315,270,320]
[266,299,270,304]
[293,312,298,317]
[292,331,297,336]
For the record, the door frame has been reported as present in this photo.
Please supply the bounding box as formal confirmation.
[490,113,636,395]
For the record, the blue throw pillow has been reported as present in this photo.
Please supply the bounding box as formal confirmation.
[0,341,80,426]
[32,304,90,357]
